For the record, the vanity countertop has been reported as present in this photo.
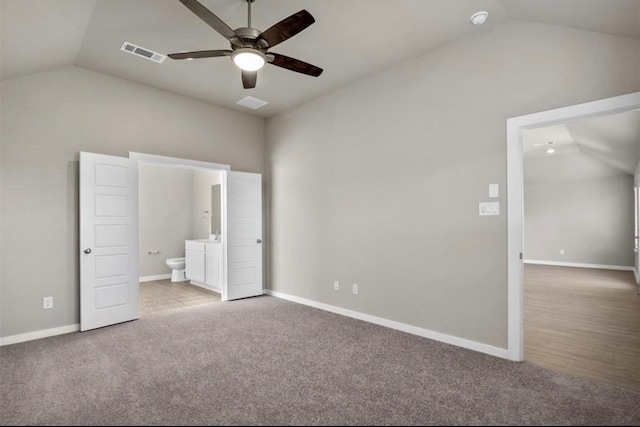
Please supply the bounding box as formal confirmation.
[193,239,222,244]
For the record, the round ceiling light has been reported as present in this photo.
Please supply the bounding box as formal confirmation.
[545,141,555,154]
[232,48,266,72]
[470,11,489,25]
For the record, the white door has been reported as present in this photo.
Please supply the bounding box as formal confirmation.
[225,171,263,301]
[80,152,139,331]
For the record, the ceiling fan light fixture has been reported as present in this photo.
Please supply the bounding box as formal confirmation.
[232,49,266,71]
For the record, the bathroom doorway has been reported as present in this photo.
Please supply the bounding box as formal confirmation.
[79,152,263,331]
[137,159,224,316]
[130,152,229,303]
[131,152,264,302]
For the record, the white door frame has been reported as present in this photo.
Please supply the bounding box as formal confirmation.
[506,91,640,361]
[129,152,232,300]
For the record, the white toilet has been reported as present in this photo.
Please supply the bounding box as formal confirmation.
[166,257,188,282]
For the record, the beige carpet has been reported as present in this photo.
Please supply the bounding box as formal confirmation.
[1,296,639,425]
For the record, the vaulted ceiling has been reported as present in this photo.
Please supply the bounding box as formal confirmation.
[2,0,639,118]
[523,109,640,183]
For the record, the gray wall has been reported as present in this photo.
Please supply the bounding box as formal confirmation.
[0,65,265,337]
[524,176,634,267]
[265,21,640,349]
[139,163,194,277]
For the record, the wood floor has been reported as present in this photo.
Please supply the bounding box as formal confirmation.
[139,279,221,316]
[524,264,640,392]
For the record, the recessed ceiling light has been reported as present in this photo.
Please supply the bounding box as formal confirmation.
[470,11,489,25]
[546,148,556,154]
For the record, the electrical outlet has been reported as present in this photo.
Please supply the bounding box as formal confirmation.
[352,284,358,295]
[560,249,565,255]
[334,281,339,291]
[43,296,53,310]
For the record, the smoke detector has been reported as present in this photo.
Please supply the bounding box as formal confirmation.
[470,11,489,25]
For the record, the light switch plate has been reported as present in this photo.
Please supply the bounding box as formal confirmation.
[479,202,499,216]
[489,184,499,198]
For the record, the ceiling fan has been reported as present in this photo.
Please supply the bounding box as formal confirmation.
[168,0,323,89]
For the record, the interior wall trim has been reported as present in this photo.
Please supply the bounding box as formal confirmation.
[129,152,231,171]
[524,260,634,271]
[265,290,509,360]
[0,324,80,347]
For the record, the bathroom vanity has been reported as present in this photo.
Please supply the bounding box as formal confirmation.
[185,240,223,293]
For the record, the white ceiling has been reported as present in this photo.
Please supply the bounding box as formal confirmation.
[2,0,639,118]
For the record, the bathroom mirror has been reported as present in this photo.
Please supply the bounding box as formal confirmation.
[210,184,222,239]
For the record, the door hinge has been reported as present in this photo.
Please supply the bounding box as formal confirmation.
[519,252,523,260]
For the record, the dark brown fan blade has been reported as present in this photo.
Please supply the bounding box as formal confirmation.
[242,70,257,89]
[168,50,231,60]
[179,0,241,45]
[269,53,323,77]
[260,10,315,48]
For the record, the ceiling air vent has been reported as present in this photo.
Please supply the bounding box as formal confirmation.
[120,42,166,63]
[236,96,268,110]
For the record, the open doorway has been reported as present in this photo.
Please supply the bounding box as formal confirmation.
[138,161,224,316]
[506,91,640,390]
[130,152,229,317]
[520,111,639,391]
[507,91,640,361]
[80,151,264,331]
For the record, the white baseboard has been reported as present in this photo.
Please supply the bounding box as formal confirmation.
[0,324,80,347]
[524,260,634,271]
[265,290,509,360]
[139,274,171,282]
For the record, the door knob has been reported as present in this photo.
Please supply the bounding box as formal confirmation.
[84,248,92,254]
[257,239,262,244]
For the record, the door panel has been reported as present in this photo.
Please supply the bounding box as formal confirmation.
[80,152,138,331]
[226,171,263,301]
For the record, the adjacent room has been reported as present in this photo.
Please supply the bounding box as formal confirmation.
[1,0,639,425]
[522,109,640,391]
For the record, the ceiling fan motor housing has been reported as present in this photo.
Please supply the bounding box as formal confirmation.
[233,27,269,50]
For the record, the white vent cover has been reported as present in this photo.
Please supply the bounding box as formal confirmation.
[120,42,166,63]
[236,96,268,110]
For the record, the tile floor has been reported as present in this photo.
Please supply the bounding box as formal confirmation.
[139,279,221,316]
